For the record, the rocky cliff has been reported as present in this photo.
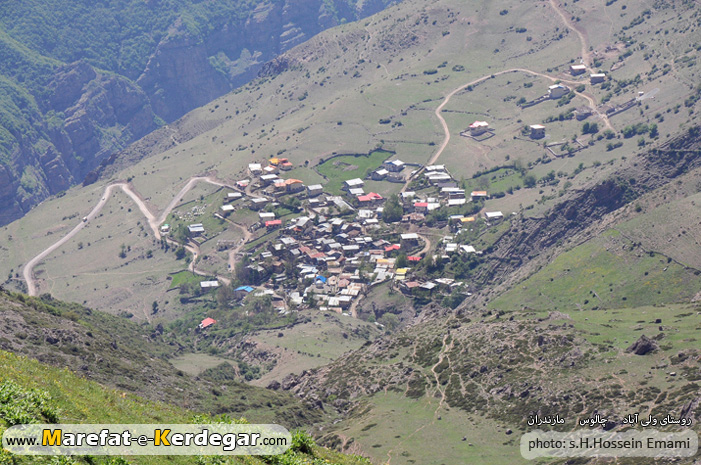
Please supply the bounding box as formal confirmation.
[0,0,398,225]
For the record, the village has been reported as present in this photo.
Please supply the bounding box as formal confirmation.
[169,69,633,330]
[167,151,511,330]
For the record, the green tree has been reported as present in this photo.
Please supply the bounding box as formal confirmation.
[396,253,408,268]
[523,174,537,188]
[383,194,403,223]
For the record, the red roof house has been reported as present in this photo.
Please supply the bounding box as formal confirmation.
[199,318,216,329]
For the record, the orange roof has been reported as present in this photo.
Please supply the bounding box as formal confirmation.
[471,191,488,196]
[265,219,282,227]
[200,318,216,328]
[285,179,303,185]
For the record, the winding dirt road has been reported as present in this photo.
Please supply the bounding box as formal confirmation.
[24,176,238,296]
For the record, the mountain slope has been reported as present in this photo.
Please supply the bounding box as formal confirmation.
[0,289,321,427]
[0,0,399,225]
[0,349,371,465]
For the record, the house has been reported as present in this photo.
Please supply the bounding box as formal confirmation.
[372,168,389,180]
[401,281,421,294]
[284,179,305,193]
[260,174,279,185]
[590,73,606,84]
[248,163,262,175]
[188,223,205,235]
[348,188,365,197]
[570,64,587,75]
[265,219,282,229]
[484,211,504,221]
[469,121,489,136]
[198,317,216,329]
[384,159,405,172]
[401,192,416,203]
[236,180,250,189]
[220,204,234,215]
[344,178,364,190]
[259,212,276,223]
[307,184,323,197]
[227,192,243,201]
[160,224,170,234]
[425,165,446,172]
[548,84,570,99]
[200,280,220,290]
[461,245,477,254]
[249,197,269,211]
[420,281,438,292]
[426,173,452,184]
[414,201,428,213]
[357,192,383,206]
[234,286,254,300]
[530,124,546,139]
[263,165,279,175]
[448,198,466,207]
[441,187,465,198]
[280,161,294,171]
[400,233,420,248]
[471,191,488,200]
[574,107,592,120]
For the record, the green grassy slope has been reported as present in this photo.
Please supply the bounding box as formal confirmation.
[0,290,322,427]
[285,304,700,464]
[0,349,372,465]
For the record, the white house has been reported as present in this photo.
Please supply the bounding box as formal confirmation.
[248,163,262,175]
[530,124,546,139]
[548,84,570,99]
[469,121,489,136]
[570,64,587,75]
[344,178,365,190]
[590,73,606,84]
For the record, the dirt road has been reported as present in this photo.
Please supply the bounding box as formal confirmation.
[24,177,233,296]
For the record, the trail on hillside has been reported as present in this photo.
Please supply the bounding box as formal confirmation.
[549,0,590,67]
[386,333,453,465]
[24,176,235,296]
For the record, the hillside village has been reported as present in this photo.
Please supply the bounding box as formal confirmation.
[168,153,507,326]
[163,64,662,329]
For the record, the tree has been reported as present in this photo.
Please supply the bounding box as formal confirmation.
[379,313,400,331]
[383,194,403,223]
[523,174,537,188]
[175,247,186,260]
[396,253,408,268]
[217,283,235,309]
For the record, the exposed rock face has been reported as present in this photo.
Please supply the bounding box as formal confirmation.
[136,0,385,122]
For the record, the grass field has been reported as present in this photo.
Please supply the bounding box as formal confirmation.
[489,229,700,312]
[316,150,393,194]
[170,353,234,376]
[251,311,380,386]
[328,392,522,465]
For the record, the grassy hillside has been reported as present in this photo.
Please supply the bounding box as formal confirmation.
[283,303,701,464]
[0,290,323,427]
[0,349,372,465]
